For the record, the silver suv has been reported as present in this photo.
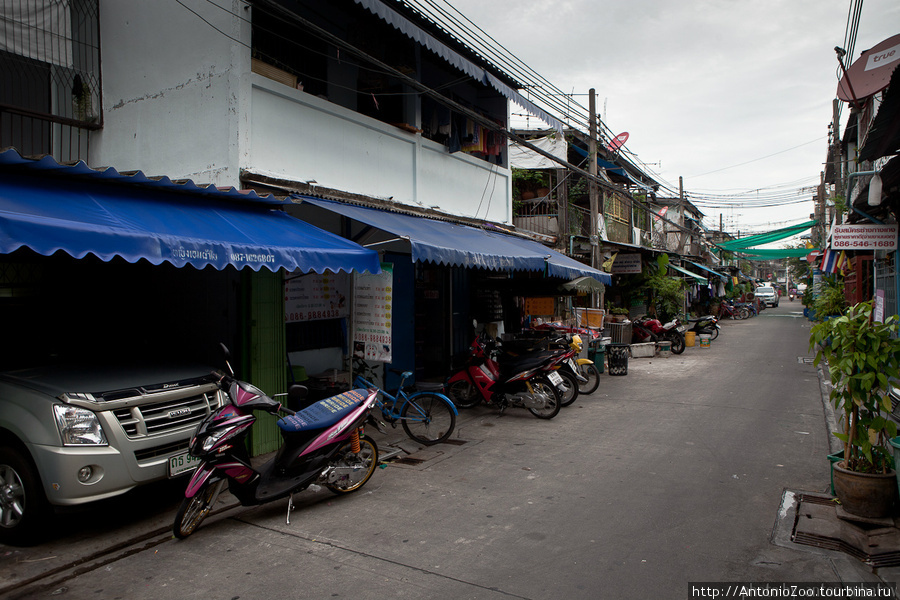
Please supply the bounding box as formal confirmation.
[755,286,779,308]
[0,364,223,545]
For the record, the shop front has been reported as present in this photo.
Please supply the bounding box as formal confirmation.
[0,149,380,455]
[288,196,610,389]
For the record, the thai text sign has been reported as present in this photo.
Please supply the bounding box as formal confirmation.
[353,263,393,362]
[831,224,898,250]
[285,271,350,323]
[611,253,642,274]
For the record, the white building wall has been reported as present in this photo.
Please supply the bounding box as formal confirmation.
[93,0,249,186]
[249,78,512,223]
[92,0,512,223]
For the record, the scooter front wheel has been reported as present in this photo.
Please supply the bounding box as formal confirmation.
[446,379,481,409]
[173,479,225,539]
[665,331,686,354]
[326,436,379,494]
[576,362,600,395]
[557,369,580,407]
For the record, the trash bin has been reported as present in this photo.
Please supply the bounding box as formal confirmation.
[607,343,629,376]
[590,343,606,374]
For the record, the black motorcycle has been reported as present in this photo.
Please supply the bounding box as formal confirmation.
[687,315,720,340]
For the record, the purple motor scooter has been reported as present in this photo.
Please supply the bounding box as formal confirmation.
[173,345,380,539]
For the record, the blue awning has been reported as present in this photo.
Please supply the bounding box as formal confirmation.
[685,260,727,279]
[0,173,380,274]
[569,144,626,177]
[298,197,610,284]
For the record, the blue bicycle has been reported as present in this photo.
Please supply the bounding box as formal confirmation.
[352,362,457,446]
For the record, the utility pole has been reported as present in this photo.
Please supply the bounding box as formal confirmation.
[832,99,843,226]
[819,171,826,246]
[588,89,599,271]
[677,176,686,254]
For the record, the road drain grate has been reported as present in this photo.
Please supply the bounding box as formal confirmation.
[791,493,900,568]
[393,457,426,465]
[797,357,815,364]
[441,439,468,446]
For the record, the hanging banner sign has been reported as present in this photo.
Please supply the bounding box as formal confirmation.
[285,271,350,323]
[610,253,642,274]
[831,224,898,250]
[353,263,393,363]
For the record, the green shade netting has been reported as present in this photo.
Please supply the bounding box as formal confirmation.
[737,248,814,259]
[715,220,817,251]
[668,263,706,283]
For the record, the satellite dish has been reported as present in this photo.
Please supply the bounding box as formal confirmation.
[606,132,629,152]
[837,33,900,102]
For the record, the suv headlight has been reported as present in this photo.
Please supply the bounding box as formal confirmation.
[54,405,108,445]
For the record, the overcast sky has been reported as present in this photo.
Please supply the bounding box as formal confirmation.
[443,0,899,236]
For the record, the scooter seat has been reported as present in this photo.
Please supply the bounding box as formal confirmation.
[277,389,369,433]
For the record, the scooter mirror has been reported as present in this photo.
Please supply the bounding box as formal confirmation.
[288,384,308,402]
[220,343,235,376]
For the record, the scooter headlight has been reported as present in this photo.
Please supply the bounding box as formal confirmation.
[201,429,229,452]
[571,335,582,352]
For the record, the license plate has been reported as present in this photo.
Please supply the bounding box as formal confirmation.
[168,451,202,477]
[567,358,577,370]
[547,371,563,386]
[677,325,687,333]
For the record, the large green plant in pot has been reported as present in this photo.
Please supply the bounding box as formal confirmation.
[810,301,900,517]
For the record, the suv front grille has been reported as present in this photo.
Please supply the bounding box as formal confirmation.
[114,391,218,438]
[134,440,191,463]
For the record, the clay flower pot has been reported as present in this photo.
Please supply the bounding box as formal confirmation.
[832,461,897,518]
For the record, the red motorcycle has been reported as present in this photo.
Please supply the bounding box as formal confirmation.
[631,316,686,354]
[445,332,562,419]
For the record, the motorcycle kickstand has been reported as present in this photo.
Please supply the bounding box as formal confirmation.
[286,493,294,525]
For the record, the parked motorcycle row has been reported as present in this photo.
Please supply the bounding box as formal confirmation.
[446,328,598,418]
[173,305,746,538]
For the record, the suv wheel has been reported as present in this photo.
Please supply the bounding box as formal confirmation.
[0,447,51,546]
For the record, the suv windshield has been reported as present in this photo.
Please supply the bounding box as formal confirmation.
[757,287,774,295]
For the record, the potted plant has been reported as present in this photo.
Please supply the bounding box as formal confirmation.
[812,274,845,322]
[810,301,900,518]
[606,306,630,322]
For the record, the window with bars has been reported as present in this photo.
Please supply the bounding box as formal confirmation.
[0,0,101,162]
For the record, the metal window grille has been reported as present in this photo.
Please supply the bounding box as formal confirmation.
[0,0,101,162]
[875,259,896,329]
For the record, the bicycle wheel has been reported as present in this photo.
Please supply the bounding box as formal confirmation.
[576,362,600,395]
[401,393,456,445]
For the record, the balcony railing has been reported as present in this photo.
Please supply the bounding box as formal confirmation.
[0,0,101,163]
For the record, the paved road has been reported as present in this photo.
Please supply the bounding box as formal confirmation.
[2,304,896,599]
